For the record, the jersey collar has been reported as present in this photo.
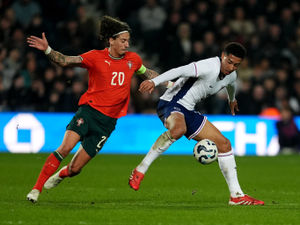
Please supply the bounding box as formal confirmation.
[107,48,125,60]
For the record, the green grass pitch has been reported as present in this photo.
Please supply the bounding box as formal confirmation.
[0,153,299,225]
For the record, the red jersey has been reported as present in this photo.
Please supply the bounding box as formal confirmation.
[79,48,142,118]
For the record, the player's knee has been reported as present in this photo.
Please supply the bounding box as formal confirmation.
[57,144,73,158]
[217,137,232,153]
[170,127,186,140]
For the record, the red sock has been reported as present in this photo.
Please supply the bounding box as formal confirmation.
[59,165,70,178]
[32,153,61,192]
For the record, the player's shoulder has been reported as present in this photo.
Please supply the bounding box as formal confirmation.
[195,56,219,66]
[91,49,107,55]
[125,51,141,61]
[194,56,220,76]
[81,49,106,57]
[229,70,238,79]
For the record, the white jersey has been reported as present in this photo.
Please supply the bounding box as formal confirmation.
[152,57,237,111]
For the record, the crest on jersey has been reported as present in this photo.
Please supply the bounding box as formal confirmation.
[76,118,84,126]
[127,61,132,69]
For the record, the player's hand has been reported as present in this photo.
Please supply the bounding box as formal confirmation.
[139,80,155,94]
[27,32,49,51]
[229,100,239,115]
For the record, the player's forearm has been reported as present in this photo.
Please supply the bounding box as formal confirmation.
[47,50,82,67]
[143,68,172,87]
[226,83,236,101]
[141,68,159,80]
[151,68,180,86]
[151,63,194,86]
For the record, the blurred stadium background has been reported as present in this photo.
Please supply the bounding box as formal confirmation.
[1,0,300,155]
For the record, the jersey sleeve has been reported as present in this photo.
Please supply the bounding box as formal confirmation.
[194,58,217,78]
[80,50,97,69]
[151,62,196,86]
[132,53,143,73]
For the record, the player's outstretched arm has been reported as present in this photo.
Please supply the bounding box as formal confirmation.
[27,32,82,67]
[140,68,173,89]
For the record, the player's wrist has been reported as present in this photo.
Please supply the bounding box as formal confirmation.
[44,46,52,55]
[228,97,236,102]
[150,79,156,86]
[151,79,159,87]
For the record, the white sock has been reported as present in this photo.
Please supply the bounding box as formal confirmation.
[136,131,175,174]
[218,150,244,197]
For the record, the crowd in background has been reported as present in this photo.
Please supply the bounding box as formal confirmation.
[1,0,300,116]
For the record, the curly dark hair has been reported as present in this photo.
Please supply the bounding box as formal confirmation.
[224,42,247,59]
[99,16,131,46]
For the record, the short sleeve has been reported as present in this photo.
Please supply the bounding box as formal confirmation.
[133,53,143,72]
[194,57,219,78]
[80,50,97,69]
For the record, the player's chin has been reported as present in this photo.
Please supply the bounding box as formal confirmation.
[121,49,128,54]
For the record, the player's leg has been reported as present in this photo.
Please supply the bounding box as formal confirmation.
[193,120,244,196]
[193,120,231,153]
[27,130,80,203]
[45,111,115,190]
[44,145,92,189]
[34,130,81,190]
[193,120,264,205]
[44,105,116,190]
[137,112,185,173]
[129,112,184,190]
[68,145,93,175]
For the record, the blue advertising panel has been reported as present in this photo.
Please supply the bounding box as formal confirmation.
[1,112,298,155]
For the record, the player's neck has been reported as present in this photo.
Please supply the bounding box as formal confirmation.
[218,72,225,80]
[218,57,226,80]
[108,48,125,59]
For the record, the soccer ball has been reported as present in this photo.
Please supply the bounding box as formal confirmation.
[193,139,218,164]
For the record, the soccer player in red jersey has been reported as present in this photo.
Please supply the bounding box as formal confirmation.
[26,16,161,203]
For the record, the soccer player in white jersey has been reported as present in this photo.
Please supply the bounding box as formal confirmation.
[129,42,264,205]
